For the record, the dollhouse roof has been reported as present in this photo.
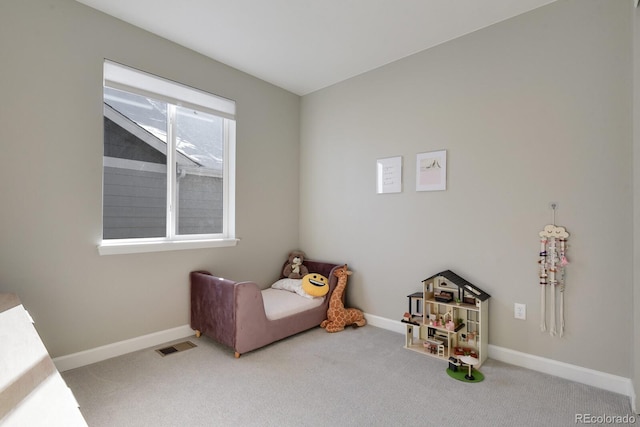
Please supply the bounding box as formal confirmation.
[423,270,491,301]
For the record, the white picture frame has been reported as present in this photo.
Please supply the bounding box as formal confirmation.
[416,150,446,192]
[376,156,402,194]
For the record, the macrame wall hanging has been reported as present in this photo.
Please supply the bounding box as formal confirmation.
[538,203,569,337]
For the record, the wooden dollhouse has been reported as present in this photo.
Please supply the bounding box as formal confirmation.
[403,270,491,366]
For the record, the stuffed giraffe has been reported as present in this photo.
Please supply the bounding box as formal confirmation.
[320,264,366,333]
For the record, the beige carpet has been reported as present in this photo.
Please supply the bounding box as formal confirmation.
[62,326,634,426]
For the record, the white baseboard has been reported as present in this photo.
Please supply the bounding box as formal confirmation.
[364,312,636,409]
[53,324,194,372]
[487,344,633,396]
[364,312,406,334]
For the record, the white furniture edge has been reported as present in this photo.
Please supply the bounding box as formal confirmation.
[53,313,636,413]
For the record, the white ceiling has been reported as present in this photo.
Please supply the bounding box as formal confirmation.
[76,0,558,95]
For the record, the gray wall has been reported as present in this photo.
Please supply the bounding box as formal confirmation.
[300,0,633,378]
[0,0,300,357]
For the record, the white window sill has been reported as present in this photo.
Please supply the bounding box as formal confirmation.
[98,238,239,255]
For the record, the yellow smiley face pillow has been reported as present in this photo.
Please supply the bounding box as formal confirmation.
[301,273,329,297]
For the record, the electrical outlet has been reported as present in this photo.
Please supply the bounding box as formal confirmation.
[514,303,526,320]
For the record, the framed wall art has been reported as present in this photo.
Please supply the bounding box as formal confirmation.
[416,150,446,192]
[376,156,402,194]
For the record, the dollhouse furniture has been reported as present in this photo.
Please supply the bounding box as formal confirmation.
[403,270,491,366]
[460,355,479,380]
[448,356,461,372]
[190,260,341,358]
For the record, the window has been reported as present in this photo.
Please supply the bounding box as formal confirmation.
[99,61,237,255]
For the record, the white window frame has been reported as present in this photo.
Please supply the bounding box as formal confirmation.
[98,60,238,255]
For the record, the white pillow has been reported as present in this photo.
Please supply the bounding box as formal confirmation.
[270,278,323,300]
[271,278,302,293]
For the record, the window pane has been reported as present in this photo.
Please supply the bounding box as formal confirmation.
[175,105,224,235]
[103,88,168,239]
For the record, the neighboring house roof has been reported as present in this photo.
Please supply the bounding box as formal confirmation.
[103,86,224,170]
[423,270,491,301]
[104,102,201,168]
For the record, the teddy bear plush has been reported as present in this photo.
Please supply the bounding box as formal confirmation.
[283,250,309,279]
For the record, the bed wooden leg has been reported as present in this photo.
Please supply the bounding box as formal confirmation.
[234,352,240,358]
[195,330,201,338]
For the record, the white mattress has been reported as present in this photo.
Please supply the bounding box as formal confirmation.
[261,288,324,320]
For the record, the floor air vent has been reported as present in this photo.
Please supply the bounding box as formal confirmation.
[155,341,197,357]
